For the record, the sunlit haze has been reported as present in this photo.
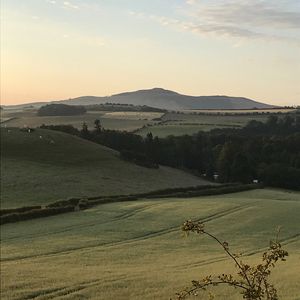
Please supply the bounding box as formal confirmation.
[1,0,300,106]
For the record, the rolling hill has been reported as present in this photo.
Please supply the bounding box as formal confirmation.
[3,88,277,110]
[0,127,210,208]
[59,88,276,110]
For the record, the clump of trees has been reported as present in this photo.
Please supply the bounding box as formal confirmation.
[38,104,86,116]
[176,222,288,300]
[40,114,300,190]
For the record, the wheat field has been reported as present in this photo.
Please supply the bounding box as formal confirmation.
[1,189,299,300]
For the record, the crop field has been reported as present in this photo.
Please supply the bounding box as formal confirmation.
[2,108,294,137]
[0,110,156,132]
[184,108,297,114]
[136,113,270,137]
[1,189,299,300]
[101,111,164,120]
[1,128,209,208]
[137,124,226,137]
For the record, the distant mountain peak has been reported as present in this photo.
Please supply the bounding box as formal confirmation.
[9,88,277,110]
[148,87,179,94]
[114,87,179,97]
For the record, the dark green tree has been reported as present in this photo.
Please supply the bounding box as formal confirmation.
[94,119,102,133]
[80,122,89,138]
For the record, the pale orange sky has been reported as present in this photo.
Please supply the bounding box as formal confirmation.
[1,0,300,106]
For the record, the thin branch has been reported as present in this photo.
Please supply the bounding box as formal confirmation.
[203,231,252,287]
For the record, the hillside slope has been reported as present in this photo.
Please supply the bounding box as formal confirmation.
[59,88,275,110]
[1,128,209,208]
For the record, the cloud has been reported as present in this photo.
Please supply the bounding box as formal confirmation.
[45,0,80,10]
[63,1,79,10]
[190,0,300,30]
[132,0,300,46]
[186,0,197,5]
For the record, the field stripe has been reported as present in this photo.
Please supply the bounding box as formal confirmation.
[13,274,141,300]
[176,233,300,270]
[1,203,162,242]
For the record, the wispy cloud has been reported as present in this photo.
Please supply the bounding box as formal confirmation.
[63,1,79,10]
[188,0,300,29]
[132,0,300,46]
[45,0,80,10]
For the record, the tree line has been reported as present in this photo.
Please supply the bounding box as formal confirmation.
[40,114,300,190]
[38,104,86,116]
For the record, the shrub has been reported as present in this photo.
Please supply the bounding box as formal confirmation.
[40,124,80,135]
[0,206,42,216]
[175,222,288,300]
[0,206,75,225]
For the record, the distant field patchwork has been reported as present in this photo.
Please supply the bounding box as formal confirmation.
[136,113,271,137]
[101,111,164,120]
[2,109,289,137]
[184,108,297,114]
[0,110,156,131]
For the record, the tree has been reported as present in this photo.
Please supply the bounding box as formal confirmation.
[266,115,278,129]
[80,122,89,138]
[94,119,102,133]
[217,142,238,182]
[37,104,86,116]
[231,152,253,183]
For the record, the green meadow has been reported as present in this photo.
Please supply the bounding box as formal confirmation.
[1,128,208,208]
[136,113,270,137]
[1,189,299,300]
[1,110,157,132]
[1,109,276,138]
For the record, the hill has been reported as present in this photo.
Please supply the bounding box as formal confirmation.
[0,127,210,208]
[1,189,299,299]
[4,88,277,110]
[58,88,276,110]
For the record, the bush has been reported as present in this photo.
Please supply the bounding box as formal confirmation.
[40,124,80,135]
[0,206,75,225]
[0,206,42,216]
[176,222,288,299]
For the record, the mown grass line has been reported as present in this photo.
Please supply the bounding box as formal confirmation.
[1,203,162,242]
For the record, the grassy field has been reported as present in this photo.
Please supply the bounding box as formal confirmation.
[136,113,270,137]
[0,110,156,132]
[2,109,285,137]
[137,124,226,137]
[3,108,295,138]
[1,188,299,299]
[184,108,297,114]
[162,112,270,123]
[0,128,209,208]
[101,111,164,120]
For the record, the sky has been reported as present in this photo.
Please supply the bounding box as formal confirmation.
[1,0,300,106]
